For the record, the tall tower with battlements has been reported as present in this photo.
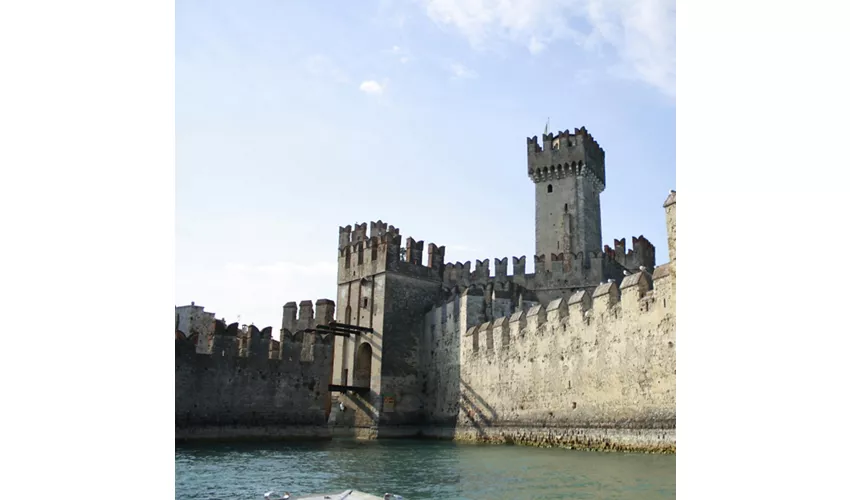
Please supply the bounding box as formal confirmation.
[527,127,606,263]
[333,221,446,435]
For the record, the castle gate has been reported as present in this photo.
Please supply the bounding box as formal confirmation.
[353,342,372,391]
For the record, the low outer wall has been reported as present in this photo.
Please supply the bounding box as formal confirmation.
[175,336,333,441]
[447,269,676,453]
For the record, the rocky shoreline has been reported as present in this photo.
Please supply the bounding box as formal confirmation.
[177,424,675,454]
[448,426,675,454]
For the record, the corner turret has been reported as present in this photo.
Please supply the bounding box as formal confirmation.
[663,190,676,268]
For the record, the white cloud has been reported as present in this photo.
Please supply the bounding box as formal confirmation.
[418,0,675,96]
[450,63,478,79]
[359,80,386,95]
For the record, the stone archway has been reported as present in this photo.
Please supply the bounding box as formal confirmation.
[353,342,372,391]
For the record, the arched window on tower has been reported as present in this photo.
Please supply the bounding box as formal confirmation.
[547,184,553,193]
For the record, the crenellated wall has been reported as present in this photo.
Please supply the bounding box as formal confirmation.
[236,325,274,358]
[175,299,336,441]
[437,250,635,306]
[329,188,671,444]
[336,215,654,310]
[417,192,677,452]
[604,236,657,274]
[527,128,606,188]
[441,252,606,289]
[337,220,447,284]
[174,118,675,455]
[416,267,675,452]
[420,286,539,428]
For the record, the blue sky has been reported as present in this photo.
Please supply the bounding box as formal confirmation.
[176,0,675,331]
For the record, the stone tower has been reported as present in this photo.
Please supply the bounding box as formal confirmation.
[663,190,676,269]
[333,221,445,436]
[527,127,606,262]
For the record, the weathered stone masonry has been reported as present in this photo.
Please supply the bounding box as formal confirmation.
[175,126,676,453]
[327,127,676,452]
[175,299,336,441]
[414,191,676,452]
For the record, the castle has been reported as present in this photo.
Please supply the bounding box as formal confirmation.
[175,126,676,452]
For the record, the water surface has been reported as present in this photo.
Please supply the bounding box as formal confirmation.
[176,439,674,499]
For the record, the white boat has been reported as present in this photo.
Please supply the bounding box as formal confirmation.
[265,490,402,500]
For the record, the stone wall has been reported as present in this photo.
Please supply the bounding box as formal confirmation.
[332,269,387,433]
[528,129,606,260]
[445,268,675,452]
[664,191,676,267]
[418,192,677,452]
[420,288,497,428]
[176,299,336,441]
[604,236,656,274]
[332,259,442,435]
[175,333,333,440]
[377,272,442,429]
[337,222,647,305]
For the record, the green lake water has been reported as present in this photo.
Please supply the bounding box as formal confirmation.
[176,439,675,499]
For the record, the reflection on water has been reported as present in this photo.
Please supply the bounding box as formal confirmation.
[176,439,674,500]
